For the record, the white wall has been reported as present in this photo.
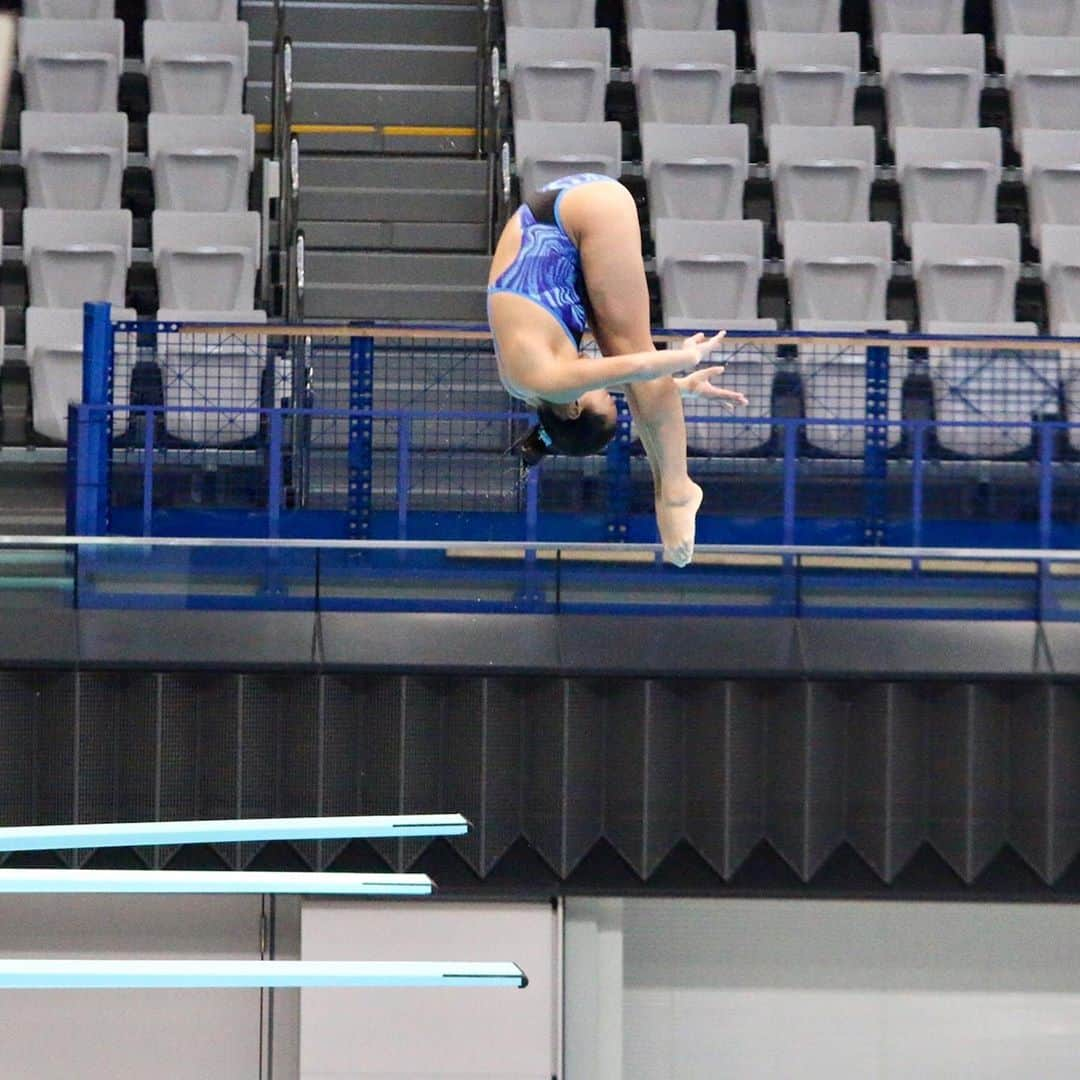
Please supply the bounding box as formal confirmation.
[0,893,264,1080]
[567,898,1080,1080]
[299,899,559,1080]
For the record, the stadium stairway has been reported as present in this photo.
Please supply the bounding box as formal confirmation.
[247,0,492,323]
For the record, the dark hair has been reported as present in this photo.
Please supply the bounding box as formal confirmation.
[511,401,617,468]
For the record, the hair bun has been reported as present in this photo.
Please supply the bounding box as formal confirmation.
[510,423,552,469]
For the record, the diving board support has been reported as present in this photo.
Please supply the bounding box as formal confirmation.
[0,869,434,896]
[0,960,527,990]
[0,814,469,852]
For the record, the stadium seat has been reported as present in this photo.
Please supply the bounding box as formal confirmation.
[17,18,123,113]
[1024,132,1080,250]
[155,309,269,446]
[768,124,875,240]
[993,0,1080,42]
[640,122,748,222]
[1004,37,1080,147]
[20,111,127,210]
[25,305,134,443]
[868,0,964,51]
[747,0,840,34]
[629,29,736,125]
[879,34,984,144]
[23,208,131,308]
[911,222,1036,334]
[148,113,254,212]
[513,120,622,202]
[506,28,610,123]
[23,0,112,16]
[503,0,596,28]
[147,0,238,19]
[143,20,248,115]
[753,32,860,136]
[153,210,260,311]
[1039,225,1080,336]
[784,221,907,332]
[624,0,718,32]
[894,127,1002,244]
[654,217,776,329]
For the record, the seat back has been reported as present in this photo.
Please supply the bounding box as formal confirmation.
[148,113,254,212]
[147,0,238,19]
[994,0,1080,40]
[754,31,860,133]
[513,120,622,202]
[784,220,894,324]
[504,0,597,28]
[654,217,765,322]
[20,111,127,209]
[506,27,610,123]
[24,0,113,15]
[748,0,840,34]
[624,0,718,31]
[630,29,736,124]
[769,124,875,236]
[1022,130,1080,248]
[869,0,964,49]
[1004,37,1080,138]
[640,122,748,221]
[912,222,1021,328]
[1040,225,1080,333]
[894,126,1002,243]
[879,33,985,141]
[18,18,123,112]
[143,20,248,114]
[23,208,132,307]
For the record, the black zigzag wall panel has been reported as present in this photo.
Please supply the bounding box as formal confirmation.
[0,671,1078,892]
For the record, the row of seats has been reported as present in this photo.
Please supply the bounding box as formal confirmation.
[505,0,1080,48]
[18,19,248,114]
[25,0,237,18]
[507,27,1080,143]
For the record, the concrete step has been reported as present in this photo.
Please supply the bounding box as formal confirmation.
[299,155,487,188]
[247,81,476,127]
[299,187,486,223]
[249,42,477,85]
[300,220,487,250]
[308,250,488,286]
[304,282,487,321]
[243,1,480,47]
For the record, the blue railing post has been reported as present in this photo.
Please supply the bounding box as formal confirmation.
[605,395,632,542]
[347,335,375,539]
[1037,422,1055,617]
[396,416,412,541]
[141,407,155,537]
[779,419,798,613]
[862,344,890,544]
[268,410,284,538]
[72,302,114,535]
[911,421,926,565]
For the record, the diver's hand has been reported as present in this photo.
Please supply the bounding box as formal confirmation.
[680,331,728,367]
[674,366,749,407]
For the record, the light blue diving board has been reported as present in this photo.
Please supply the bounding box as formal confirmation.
[0,960,527,989]
[0,869,434,896]
[0,814,469,851]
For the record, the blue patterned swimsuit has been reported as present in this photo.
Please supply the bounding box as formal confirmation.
[488,173,619,348]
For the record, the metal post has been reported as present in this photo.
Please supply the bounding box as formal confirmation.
[779,419,798,613]
[911,421,926,562]
[396,416,412,541]
[142,407,155,537]
[347,336,375,539]
[268,411,284,538]
[862,344,890,544]
[1038,422,1053,551]
[605,396,632,542]
[74,302,115,536]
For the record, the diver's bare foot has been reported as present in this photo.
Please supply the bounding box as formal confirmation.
[657,482,703,568]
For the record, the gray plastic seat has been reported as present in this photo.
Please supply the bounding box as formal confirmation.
[748,0,840,34]
[1024,132,1080,250]
[624,0,718,31]
[23,0,113,15]
[641,122,748,223]
[1040,225,1080,337]
[869,0,964,51]
[20,111,127,209]
[17,18,123,112]
[152,210,260,311]
[1004,37,1080,148]
[879,34,985,145]
[993,0,1080,42]
[148,113,254,212]
[23,208,131,307]
[504,0,596,28]
[506,28,610,123]
[25,305,134,443]
[655,217,776,329]
[513,120,622,203]
[155,308,269,445]
[784,221,907,332]
[630,29,736,125]
[911,222,1036,334]
[894,127,1002,244]
[143,20,248,114]
[147,0,238,19]
[768,125,875,240]
[753,32,860,136]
